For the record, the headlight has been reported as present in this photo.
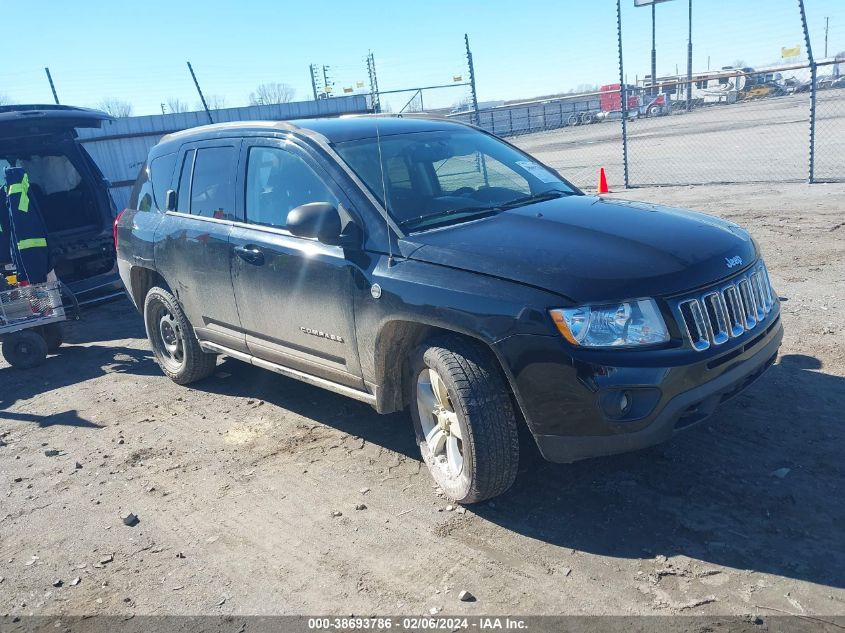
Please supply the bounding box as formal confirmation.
[549,299,669,348]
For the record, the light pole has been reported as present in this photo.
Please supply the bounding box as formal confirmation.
[651,3,657,94]
[824,17,829,58]
[686,0,693,111]
[635,0,675,95]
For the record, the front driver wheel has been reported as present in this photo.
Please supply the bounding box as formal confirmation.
[144,286,217,385]
[409,336,520,504]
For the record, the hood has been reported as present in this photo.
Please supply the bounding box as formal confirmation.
[0,105,112,142]
[400,195,757,303]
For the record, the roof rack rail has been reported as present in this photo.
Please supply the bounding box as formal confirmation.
[339,112,449,121]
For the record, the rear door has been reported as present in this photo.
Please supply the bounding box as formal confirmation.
[153,138,247,353]
[0,105,110,142]
[229,137,363,388]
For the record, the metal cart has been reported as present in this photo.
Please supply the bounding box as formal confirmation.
[0,281,79,368]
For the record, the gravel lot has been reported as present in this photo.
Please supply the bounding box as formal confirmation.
[512,91,845,188]
[0,182,843,621]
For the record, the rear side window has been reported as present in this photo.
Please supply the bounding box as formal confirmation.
[190,146,237,220]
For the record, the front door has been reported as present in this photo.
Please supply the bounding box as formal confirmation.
[154,139,247,353]
[229,138,363,388]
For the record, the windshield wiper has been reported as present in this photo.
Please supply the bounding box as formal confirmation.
[399,190,574,232]
[399,205,502,231]
[497,189,573,209]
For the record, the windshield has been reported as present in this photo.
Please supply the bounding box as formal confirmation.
[334,129,578,231]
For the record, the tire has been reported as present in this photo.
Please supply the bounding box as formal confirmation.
[41,323,63,353]
[143,286,217,385]
[3,330,48,369]
[408,336,520,504]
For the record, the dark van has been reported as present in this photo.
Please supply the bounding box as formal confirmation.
[0,105,122,302]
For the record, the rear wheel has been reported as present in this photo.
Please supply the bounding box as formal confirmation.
[409,336,520,504]
[3,330,48,369]
[143,286,217,385]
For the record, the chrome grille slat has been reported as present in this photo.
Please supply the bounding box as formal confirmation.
[750,272,763,319]
[676,263,776,352]
[678,299,711,351]
[738,279,757,329]
[702,292,729,345]
[723,285,746,336]
[761,267,774,308]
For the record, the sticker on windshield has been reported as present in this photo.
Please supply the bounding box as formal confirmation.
[516,160,559,183]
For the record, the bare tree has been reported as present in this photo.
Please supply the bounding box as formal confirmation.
[199,94,227,111]
[451,96,471,112]
[166,98,190,113]
[249,83,295,105]
[97,98,133,118]
[0,93,14,106]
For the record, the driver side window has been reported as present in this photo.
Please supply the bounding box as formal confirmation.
[245,146,339,229]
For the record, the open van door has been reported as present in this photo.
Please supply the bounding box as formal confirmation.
[0,105,112,141]
[0,105,123,304]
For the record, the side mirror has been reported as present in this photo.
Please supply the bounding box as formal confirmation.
[164,189,177,212]
[287,202,354,247]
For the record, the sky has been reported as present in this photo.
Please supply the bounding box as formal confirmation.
[1,0,843,116]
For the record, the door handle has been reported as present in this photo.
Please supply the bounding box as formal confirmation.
[234,244,265,266]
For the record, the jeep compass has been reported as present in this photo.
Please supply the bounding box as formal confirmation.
[116,115,783,503]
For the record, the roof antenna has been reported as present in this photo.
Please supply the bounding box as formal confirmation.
[374,119,395,267]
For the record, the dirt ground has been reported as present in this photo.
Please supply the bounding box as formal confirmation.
[0,182,843,621]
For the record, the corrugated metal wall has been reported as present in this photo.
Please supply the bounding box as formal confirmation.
[449,95,601,137]
[77,95,370,209]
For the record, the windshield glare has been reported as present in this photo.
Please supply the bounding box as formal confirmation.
[334,130,577,231]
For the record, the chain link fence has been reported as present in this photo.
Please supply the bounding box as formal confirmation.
[450,0,843,190]
[813,59,845,181]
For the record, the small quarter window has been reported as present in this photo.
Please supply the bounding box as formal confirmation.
[176,149,195,213]
[130,151,178,212]
[149,152,177,210]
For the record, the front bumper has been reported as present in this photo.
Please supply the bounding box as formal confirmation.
[495,310,783,463]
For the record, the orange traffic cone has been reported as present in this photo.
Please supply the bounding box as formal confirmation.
[597,167,609,194]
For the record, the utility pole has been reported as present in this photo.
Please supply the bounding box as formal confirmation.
[465,33,479,125]
[187,61,214,124]
[44,67,60,105]
[651,3,657,95]
[824,16,829,58]
[686,0,693,112]
[616,0,630,188]
[322,65,333,97]
[366,52,381,112]
[310,64,320,100]
[160,103,167,115]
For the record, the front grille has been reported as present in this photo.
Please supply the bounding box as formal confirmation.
[676,262,775,352]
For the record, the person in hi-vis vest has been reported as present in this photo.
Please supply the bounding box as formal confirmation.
[4,166,53,285]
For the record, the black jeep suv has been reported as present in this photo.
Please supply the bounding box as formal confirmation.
[116,115,782,503]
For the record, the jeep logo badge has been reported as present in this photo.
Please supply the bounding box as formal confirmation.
[725,255,743,268]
